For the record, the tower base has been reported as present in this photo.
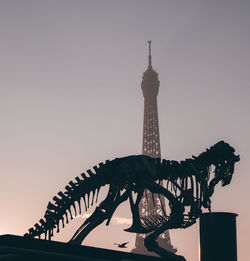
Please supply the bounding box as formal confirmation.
[131,235,177,256]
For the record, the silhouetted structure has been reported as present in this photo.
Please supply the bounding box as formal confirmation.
[131,41,176,256]
[132,41,177,255]
[25,140,239,261]
[200,212,238,261]
[0,235,162,261]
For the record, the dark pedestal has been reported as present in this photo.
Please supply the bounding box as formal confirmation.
[0,234,162,261]
[199,212,237,261]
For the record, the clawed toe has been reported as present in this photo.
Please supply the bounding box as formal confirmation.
[144,237,158,252]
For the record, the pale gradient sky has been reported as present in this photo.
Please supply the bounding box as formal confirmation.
[0,1,249,261]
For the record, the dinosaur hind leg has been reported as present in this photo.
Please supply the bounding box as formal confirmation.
[69,206,107,244]
[69,188,130,245]
[144,179,186,261]
[144,222,186,261]
[69,186,117,244]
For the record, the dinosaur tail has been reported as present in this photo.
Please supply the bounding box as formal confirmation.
[24,159,114,240]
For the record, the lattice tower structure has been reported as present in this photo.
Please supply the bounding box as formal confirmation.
[132,41,176,255]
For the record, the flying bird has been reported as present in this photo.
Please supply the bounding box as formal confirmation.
[114,241,129,248]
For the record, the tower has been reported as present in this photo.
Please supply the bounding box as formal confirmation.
[132,41,176,255]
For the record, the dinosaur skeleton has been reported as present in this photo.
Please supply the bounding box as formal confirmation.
[25,141,239,261]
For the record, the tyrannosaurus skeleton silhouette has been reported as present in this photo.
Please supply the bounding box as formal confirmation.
[25,141,239,261]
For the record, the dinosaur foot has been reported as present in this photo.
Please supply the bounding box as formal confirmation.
[124,225,151,233]
[144,237,186,261]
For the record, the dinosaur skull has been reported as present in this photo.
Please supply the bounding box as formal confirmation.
[212,141,240,186]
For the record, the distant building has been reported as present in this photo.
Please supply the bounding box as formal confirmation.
[131,41,176,255]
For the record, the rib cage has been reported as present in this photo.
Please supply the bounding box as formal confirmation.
[25,141,239,240]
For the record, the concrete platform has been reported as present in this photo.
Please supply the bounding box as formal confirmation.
[0,235,162,261]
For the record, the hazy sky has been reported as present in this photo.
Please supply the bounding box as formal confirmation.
[0,1,249,261]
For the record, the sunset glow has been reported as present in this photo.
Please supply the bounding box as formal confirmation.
[0,1,249,261]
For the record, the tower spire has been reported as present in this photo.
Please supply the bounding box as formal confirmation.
[131,42,176,256]
[148,40,152,68]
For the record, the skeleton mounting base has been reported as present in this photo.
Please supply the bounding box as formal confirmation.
[25,141,239,261]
